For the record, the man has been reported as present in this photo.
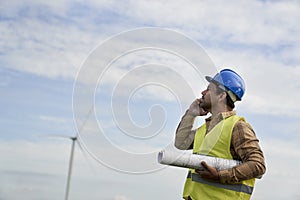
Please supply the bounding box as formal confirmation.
[175,69,266,200]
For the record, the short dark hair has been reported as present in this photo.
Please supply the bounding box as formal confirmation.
[215,85,235,109]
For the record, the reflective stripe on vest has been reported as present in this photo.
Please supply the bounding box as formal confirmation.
[186,171,253,195]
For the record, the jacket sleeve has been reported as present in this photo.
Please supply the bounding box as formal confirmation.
[174,110,197,150]
[219,121,266,183]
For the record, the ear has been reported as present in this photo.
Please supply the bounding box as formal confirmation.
[218,92,227,102]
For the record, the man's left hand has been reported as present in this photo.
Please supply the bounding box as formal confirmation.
[196,161,220,181]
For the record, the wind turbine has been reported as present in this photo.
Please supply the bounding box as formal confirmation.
[43,134,82,200]
[64,107,93,200]
[64,136,77,200]
[43,110,93,200]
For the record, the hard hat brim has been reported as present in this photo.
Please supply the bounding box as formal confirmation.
[205,75,239,102]
[205,75,226,90]
[205,76,213,82]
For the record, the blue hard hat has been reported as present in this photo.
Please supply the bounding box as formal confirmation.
[205,69,245,101]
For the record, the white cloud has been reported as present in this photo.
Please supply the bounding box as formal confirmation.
[0,17,96,79]
[0,0,132,80]
[38,115,69,123]
[2,0,298,80]
[110,0,300,45]
[252,138,300,200]
[2,0,299,118]
[114,195,132,200]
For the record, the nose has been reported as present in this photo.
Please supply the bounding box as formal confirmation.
[201,89,207,96]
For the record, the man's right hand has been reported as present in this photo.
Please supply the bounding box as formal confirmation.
[187,98,208,116]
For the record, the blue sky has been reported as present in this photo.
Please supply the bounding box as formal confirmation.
[1,0,300,199]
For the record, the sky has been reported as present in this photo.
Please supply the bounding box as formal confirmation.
[1,0,300,199]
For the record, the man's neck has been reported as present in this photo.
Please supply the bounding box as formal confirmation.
[210,104,232,118]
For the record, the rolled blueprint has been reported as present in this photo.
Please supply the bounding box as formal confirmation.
[158,150,242,170]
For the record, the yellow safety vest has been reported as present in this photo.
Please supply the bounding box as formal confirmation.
[183,115,255,200]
